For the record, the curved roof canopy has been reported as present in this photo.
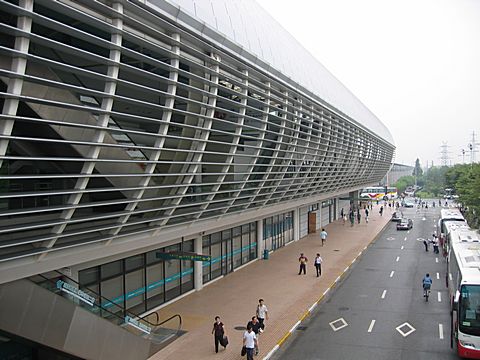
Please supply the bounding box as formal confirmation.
[148,0,394,145]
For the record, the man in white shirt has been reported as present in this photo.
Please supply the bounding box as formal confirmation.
[256,299,269,331]
[243,325,257,360]
[320,228,328,246]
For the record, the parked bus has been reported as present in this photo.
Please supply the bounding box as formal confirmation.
[447,226,480,358]
[359,186,398,200]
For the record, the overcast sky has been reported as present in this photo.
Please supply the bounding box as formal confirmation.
[256,0,480,167]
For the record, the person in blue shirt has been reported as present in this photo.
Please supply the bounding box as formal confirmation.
[422,273,433,297]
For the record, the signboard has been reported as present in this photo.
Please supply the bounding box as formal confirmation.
[156,251,211,262]
[56,280,95,306]
[125,316,151,335]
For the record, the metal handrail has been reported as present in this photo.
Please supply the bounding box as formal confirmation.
[35,270,180,329]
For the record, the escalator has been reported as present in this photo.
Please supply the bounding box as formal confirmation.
[0,272,183,360]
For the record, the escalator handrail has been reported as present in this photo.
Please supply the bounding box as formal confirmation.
[35,273,126,324]
[51,270,174,328]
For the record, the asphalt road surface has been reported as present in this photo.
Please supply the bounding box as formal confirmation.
[275,201,458,360]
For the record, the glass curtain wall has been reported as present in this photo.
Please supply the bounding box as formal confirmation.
[78,240,194,315]
[202,222,257,284]
[263,211,294,251]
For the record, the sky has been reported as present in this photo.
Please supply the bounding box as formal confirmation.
[256,0,480,167]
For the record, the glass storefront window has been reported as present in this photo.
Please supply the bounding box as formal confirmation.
[233,226,242,268]
[164,244,181,302]
[146,261,164,309]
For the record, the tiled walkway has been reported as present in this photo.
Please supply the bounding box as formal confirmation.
[149,205,392,360]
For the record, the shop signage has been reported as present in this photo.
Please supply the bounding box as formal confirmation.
[56,280,95,306]
[125,316,151,334]
[156,251,211,262]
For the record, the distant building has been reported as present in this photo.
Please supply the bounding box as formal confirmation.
[381,163,414,185]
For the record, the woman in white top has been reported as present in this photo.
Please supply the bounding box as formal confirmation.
[314,253,323,277]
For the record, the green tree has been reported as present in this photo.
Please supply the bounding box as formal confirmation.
[413,158,423,177]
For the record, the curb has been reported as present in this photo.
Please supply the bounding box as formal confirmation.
[262,221,390,360]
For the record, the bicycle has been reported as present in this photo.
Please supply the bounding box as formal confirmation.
[423,284,431,302]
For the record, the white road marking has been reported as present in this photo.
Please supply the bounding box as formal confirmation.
[438,292,442,302]
[335,276,341,283]
[309,303,317,312]
[436,272,440,280]
[396,256,400,262]
[323,288,330,296]
[436,257,439,263]
[449,273,453,281]
[289,320,301,333]
[439,324,444,339]
[390,271,395,278]
[344,266,349,273]
[404,237,407,241]
[381,290,387,299]
[264,345,279,360]
[329,318,348,332]
[396,322,416,337]
[401,246,404,250]
[368,319,376,333]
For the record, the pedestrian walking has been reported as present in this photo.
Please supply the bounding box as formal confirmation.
[320,228,328,246]
[340,208,344,219]
[256,299,269,330]
[298,253,308,275]
[212,316,226,353]
[342,213,347,225]
[365,208,369,223]
[349,209,355,226]
[423,239,429,252]
[357,209,361,224]
[243,325,257,360]
[314,253,323,277]
[379,206,384,216]
[246,316,261,355]
[432,237,439,254]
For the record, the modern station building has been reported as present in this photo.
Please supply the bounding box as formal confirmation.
[0,0,395,358]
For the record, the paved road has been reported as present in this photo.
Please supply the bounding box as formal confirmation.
[274,203,458,360]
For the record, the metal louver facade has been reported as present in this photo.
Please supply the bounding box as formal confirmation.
[0,0,394,278]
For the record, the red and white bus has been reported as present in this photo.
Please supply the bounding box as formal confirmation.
[447,224,480,358]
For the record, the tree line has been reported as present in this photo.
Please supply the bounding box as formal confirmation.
[394,159,480,228]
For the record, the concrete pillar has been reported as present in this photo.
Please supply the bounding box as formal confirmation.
[293,207,300,241]
[194,236,203,291]
[257,219,264,259]
[349,191,358,209]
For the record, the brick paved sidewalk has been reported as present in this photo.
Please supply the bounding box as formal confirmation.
[148,206,392,360]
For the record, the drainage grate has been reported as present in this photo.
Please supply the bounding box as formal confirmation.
[334,249,340,252]
[338,307,350,311]
[234,326,246,331]
[296,326,308,331]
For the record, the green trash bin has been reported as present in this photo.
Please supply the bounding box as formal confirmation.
[263,249,269,260]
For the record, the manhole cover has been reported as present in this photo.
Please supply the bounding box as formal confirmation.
[338,307,349,311]
[234,326,246,331]
[334,249,340,252]
[297,326,308,331]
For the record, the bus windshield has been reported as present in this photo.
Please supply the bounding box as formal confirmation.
[459,285,480,336]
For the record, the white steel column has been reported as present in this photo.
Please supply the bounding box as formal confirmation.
[0,0,33,168]
[109,32,180,238]
[194,235,203,291]
[257,219,264,259]
[40,2,124,255]
[293,207,300,241]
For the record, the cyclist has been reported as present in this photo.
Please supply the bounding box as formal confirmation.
[422,273,433,300]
